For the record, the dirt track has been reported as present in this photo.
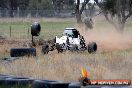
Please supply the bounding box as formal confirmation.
[77,27,132,52]
[1,29,132,53]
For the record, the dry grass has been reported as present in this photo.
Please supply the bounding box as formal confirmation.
[0,45,132,82]
[0,17,132,82]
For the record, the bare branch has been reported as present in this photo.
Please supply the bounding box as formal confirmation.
[75,0,80,14]
[80,0,90,14]
[123,0,132,22]
[104,14,117,28]
[124,12,132,22]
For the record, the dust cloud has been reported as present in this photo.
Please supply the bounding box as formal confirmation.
[77,26,132,52]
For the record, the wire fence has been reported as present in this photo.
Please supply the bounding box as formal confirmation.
[0,26,30,39]
[0,23,62,40]
[0,9,100,40]
[0,10,74,18]
[0,18,75,40]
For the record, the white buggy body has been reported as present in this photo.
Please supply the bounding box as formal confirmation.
[55,28,83,50]
[55,36,80,45]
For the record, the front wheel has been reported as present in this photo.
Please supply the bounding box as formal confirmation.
[87,42,97,53]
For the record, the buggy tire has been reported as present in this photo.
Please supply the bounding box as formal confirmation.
[10,48,36,57]
[41,44,49,54]
[56,43,63,53]
[70,45,78,51]
[88,42,97,53]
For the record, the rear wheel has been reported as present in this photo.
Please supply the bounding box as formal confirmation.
[55,43,63,53]
[41,44,49,54]
[87,42,97,53]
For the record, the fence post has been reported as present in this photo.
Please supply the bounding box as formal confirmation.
[10,25,11,38]
[28,27,30,38]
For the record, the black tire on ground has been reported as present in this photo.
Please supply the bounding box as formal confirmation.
[41,44,49,54]
[0,78,7,86]
[32,80,69,88]
[68,83,81,88]
[32,80,56,88]
[10,48,36,57]
[88,42,97,53]
[5,77,33,87]
[0,76,14,87]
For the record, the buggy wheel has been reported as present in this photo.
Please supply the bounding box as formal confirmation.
[55,43,63,53]
[41,44,49,54]
[87,42,97,53]
[70,45,78,52]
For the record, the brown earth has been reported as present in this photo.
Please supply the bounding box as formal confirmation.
[77,25,132,52]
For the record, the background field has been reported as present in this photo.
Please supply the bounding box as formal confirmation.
[0,18,75,39]
[0,16,132,39]
[0,16,132,82]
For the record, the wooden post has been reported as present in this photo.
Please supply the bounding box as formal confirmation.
[28,27,29,38]
[32,35,35,46]
[10,25,11,38]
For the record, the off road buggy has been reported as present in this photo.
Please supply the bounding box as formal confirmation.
[42,28,97,54]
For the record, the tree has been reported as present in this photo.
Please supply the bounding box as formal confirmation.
[28,0,53,10]
[75,0,95,30]
[75,0,90,23]
[17,0,29,10]
[52,0,74,12]
[0,0,6,9]
[94,0,132,33]
[3,0,18,17]
[0,0,30,17]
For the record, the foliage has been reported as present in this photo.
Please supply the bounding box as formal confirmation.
[0,0,75,11]
[28,0,53,10]
[95,0,132,32]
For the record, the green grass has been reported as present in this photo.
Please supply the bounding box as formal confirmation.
[0,17,132,39]
[0,19,75,39]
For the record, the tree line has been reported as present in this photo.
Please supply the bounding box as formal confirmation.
[75,0,132,32]
[0,0,75,17]
[0,0,75,10]
[0,0,132,32]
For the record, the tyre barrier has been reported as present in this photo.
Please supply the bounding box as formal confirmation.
[0,78,6,86]
[4,77,33,88]
[31,22,41,36]
[32,80,69,88]
[0,75,15,87]
[0,74,11,78]
[0,75,131,88]
[68,82,81,88]
[10,48,36,57]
